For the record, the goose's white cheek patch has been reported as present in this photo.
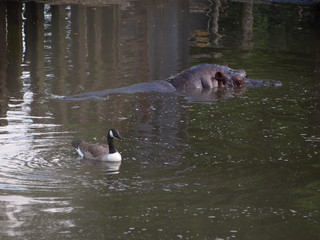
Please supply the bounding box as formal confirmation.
[109,130,114,138]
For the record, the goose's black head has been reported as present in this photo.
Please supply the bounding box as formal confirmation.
[108,128,123,140]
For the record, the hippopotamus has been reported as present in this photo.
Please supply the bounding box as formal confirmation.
[167,64,246,89]
[57,64,279,101]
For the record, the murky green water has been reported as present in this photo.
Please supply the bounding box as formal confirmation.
[0,0,319,239]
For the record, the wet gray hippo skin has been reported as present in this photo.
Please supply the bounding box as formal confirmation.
[58,64,277,101]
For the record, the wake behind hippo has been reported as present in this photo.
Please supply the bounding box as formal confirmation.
[57,64,279,101]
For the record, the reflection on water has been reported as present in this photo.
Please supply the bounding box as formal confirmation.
[78,158,122,174]
[0,0,320,239]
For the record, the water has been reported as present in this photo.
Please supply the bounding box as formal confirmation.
[0,0,320,239]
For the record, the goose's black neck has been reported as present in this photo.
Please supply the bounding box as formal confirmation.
[107,136,117,153]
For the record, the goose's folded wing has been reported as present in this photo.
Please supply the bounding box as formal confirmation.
[79,142,109,158]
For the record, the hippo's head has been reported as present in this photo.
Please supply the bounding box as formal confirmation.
[168,64,247,90]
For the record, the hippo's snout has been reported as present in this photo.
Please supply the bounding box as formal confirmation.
[229,69,247,87]
[232,75,245,87]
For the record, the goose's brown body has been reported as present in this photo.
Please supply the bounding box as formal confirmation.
[71,129,122,162]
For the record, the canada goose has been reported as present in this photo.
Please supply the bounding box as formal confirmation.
[71,129,122,161]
